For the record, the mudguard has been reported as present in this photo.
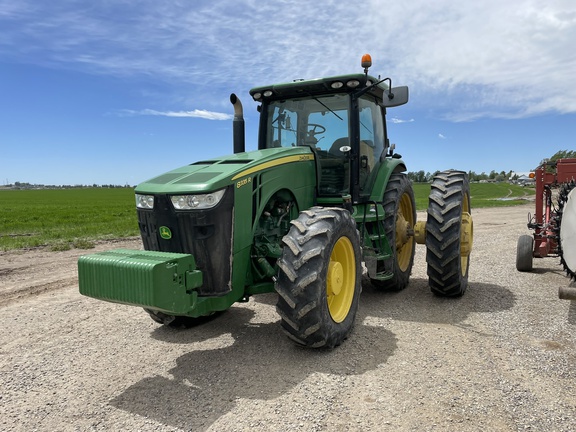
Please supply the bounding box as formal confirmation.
[367,157,407,202]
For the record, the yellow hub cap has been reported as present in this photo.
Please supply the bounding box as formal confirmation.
[328,261,344,296]
[460,195,473,276]
[326,236,356,323]
[396,193,415,272]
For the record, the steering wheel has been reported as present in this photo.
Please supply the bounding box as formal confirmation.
[307,123,326,137]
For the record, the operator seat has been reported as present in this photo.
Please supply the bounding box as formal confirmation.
[329,137,350,156]
[318,137,349,194]
[359,140,375,189]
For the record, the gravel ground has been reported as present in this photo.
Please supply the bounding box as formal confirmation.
[1,205,575,431]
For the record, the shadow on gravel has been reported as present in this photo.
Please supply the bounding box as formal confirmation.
[110,278,512,430]
[530,266,567,276]
[568,302,576,325]
[360,277,516,325]
[111,306,397,431]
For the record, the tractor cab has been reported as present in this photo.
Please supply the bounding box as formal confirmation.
[250,62,408,203]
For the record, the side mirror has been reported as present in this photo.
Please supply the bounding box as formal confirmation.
[381,86,409,107]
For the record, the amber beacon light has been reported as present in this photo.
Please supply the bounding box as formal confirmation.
[361,54,372,73]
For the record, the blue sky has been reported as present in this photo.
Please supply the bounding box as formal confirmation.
[1,0,574,186]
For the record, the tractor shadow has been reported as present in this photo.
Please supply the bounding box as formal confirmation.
[110,305,397,431]
[360,277,516,325]
[110,279,513,431]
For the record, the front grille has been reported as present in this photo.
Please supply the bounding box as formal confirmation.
[137,187,233,296]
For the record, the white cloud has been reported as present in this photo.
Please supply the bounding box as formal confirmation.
[438,133,446,139]
[1,0,575,119]
[119,109,232,120]
[390,118,415,124]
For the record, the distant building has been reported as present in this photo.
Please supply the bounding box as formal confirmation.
[516,174,535,186]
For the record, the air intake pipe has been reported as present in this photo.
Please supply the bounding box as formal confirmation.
[230,93,245,154]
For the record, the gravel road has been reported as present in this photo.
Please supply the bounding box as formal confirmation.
[1,205,575,432]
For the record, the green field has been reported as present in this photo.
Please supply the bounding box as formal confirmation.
[413,182,534,210]
[0,188,139,251]
[0,183,534,251]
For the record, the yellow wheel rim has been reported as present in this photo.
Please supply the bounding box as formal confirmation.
[460,194,473,276]
[326,236,356,323]
[396,192,415,272]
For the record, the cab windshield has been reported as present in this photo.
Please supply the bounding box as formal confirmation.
[263,93,385,197]
[265,94,350,195]
[265,94,349,151]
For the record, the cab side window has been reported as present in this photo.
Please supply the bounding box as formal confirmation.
[266,105,299,148]
[358,97,385,190]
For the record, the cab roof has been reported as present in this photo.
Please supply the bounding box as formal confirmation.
[249,73,387,101]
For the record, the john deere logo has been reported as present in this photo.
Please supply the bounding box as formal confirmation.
[159,226,172,240]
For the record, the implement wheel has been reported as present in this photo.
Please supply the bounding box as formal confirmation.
[426,170,473,297]
[516,235,534,272]
[371,172,416,291]
[275,207,362,348]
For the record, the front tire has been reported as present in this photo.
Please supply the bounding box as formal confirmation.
[275,207,362,348]
[426,170,473,297]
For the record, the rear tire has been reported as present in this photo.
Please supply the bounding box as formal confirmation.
[275,207,362,348]
[516,235,534,272]
[371,172,416,291]
[426,170,473,297]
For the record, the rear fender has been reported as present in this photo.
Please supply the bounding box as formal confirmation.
[367,158,407,203]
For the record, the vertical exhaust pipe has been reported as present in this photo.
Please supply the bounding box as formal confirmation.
[230,93,245,154]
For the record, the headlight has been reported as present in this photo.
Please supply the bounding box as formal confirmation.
[171,189,226,210]
[136,194,154,209]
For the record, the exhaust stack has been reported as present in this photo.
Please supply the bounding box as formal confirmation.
[230,93,245,154]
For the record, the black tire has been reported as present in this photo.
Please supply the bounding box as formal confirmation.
[144,309,221,328]
[275,207,362,348]
[426,170,473,297]
[371,172,416,291]
[516,235,534,272]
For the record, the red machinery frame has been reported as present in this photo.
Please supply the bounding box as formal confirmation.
[529,158,576,258]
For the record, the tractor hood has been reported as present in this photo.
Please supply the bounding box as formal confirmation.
[135,146,315,194]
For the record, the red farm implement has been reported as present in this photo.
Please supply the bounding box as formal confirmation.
[516,158,576,299]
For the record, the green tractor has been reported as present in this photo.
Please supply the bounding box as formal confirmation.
[78,55,473,348]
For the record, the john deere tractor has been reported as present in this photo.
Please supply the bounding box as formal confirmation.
[79,55,473,348]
